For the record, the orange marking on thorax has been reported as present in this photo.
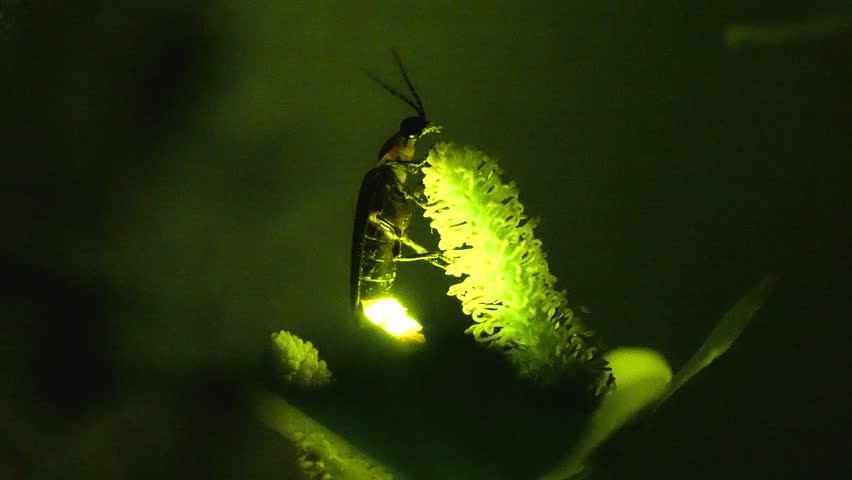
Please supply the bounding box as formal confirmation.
[378,133,415,165]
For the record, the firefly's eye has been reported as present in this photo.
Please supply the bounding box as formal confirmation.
[399,116,429,139]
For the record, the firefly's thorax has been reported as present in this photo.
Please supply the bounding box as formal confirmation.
[378,116,437,165]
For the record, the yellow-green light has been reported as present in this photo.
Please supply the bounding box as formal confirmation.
[362,297,425,343]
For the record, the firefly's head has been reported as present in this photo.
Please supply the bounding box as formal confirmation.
[398,116,442,141]
[399,116,430,139]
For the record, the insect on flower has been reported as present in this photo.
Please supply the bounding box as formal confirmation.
[350,50,446,342]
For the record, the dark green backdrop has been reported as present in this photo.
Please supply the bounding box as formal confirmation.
[2,1,849,479]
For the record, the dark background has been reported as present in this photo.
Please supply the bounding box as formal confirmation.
[2,1,850,479]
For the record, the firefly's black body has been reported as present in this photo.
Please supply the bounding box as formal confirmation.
[350,163,415,314]
[350,51,442,319]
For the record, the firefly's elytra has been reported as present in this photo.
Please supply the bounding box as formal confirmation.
[350,51,445,338]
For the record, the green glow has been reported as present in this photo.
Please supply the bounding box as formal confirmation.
[255,391,397,480]
[723,13,852,48]
[541,348,672,480]
[657,275,777,406]
[362,297,425,343]
[270,330,332,388]
[421,142,610,391]
[541,276,776,479]
[266,142,776,478]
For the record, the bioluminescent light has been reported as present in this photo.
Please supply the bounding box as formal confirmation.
[362,297,425,343]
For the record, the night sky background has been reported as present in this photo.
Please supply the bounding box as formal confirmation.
[2,1,850,479]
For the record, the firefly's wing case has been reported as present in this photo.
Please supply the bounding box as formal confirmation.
[350,165,407,318]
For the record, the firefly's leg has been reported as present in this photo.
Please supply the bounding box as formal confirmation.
[397,236,451,269]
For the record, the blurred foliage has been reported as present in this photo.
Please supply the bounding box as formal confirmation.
[723,12,852,48]
[271,331,332,388]
[1,2,302,479]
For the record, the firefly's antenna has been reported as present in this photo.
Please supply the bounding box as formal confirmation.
[362,49,427,119]
[391,50,426,119]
